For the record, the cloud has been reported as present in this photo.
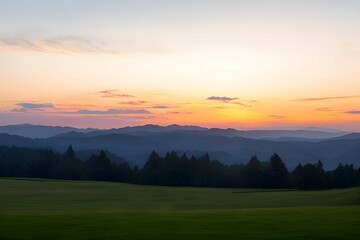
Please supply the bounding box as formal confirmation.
[96,90,134,98]
[0,36,129,55]
[9,108,27,113]
[296,96,360,101]
[118,101,147,105]
[72,109,151,115]
[207,96,244,106]
[114,115,155,120]
[152,105,171,109]
[269,115,287,119]
[345,110,360,114]
[314,107,334,112]
[207,96,238,102]
[168,111,193,114]
[0,35,166,56]
[16,103,54,109]
[10,102,55,113]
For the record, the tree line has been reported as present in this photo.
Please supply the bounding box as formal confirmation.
[0,145,359,189]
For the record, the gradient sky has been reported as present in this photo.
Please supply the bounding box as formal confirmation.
[0,0,359,130]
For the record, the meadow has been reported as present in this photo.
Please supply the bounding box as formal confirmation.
[0,178,359,239]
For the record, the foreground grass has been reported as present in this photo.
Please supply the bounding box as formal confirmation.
[0,178,359,239]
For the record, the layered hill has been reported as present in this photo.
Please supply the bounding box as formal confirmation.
[0,124,358,169]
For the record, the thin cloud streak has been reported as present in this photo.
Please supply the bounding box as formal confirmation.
[10,108,27,113]
[73,109,152,115]
[0,36,129,55]
[314,107,334,112]
[152,105,171,109]
[10,102,55,113]
[16,103,54,109]
[269,115,287,119]
[118,101,147,105]
[296,96,360,101]
[345,110,360,114]
[96,90,134,98]
[0,35,166,56]
[168,111,193,115]
[207,96,239,102]
[206,96,244,105]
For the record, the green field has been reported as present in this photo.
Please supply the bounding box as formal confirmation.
[0,178,359,239]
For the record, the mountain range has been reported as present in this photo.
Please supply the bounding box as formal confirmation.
[0,124,96,138]
[0,124,359,169]
[0,124,348,139]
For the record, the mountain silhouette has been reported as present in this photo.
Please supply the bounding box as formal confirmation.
[0,124,358,169]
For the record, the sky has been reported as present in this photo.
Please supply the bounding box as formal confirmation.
[0,0,359,130]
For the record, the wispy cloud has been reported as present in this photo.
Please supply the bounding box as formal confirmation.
[152,105,171,109]
[345,110,360,114]
[16,103,54,109]
[207,96,238,102]
[296,95,360,101]
[96,90,134,98]
[0,35,167,56]
[168,111,193,115]
[71,109,151,115]
[118,101,147,105]
[269,115,287,119]
[206,96,244,105]
[314,107,334,112]
[115,115,155,120]
[10,102,55,113]
[0,36,127,55]
[55,103,98,109]
[9,108,27,113]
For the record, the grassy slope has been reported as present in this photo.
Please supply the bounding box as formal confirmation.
[0,178,359,239]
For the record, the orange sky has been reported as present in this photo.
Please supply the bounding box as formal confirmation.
[0,1,359,130]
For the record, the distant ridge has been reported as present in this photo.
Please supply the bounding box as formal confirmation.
[0,124,97,138]
[327,133,360,141]
[0,123,349,140]
[301,127,347,134]
[0,124,358,169]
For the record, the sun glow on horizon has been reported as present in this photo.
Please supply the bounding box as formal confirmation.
[0,1,359,130]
